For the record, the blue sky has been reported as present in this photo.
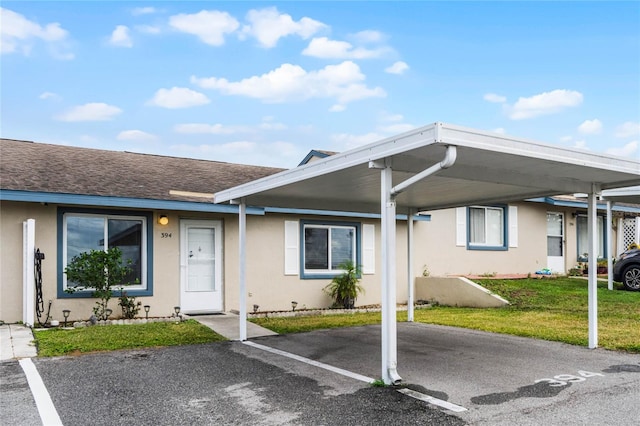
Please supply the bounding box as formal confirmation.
[2,1,639,168]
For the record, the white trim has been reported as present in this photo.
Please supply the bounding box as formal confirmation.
[62,212,148,292]
[23,219,35,327]
[284,220,299,275]
[508,205,518,248]
[362,224,375,274]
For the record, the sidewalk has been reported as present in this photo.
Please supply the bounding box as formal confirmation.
[188,312,278,340]
[0,324,37,361]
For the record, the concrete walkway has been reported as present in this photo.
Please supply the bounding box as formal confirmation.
[0,324,37,361]
[187,312,278,340]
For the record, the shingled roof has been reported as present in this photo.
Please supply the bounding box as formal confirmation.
[0,139,284,204]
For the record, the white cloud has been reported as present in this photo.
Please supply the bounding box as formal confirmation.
[378,123,415,134]
[493,128,506,134]
[573,140,588,150]
[259,116,287,130]
[109,25,133,47]
[191,61,385,104]
[56,103,122,122]
[615,121,640,138]
[606,140,638,158]
[241,7,326,48]
[174,123,249,134]
[169,10,239,46]
[508,89,583,120]
[331,132,383,150]
[577,119,602,135]
[483,93,506,103]
[385,61,409,75]
[329,104,346,112]
[1,7,73,59]
[39,91,60,100]
[170,140,300,167]
[136,25,161,35]
[559,135,573,143]
[352,30,384,43]
[380,112,404,122]
[132,7,157,16]
[147,87,210,109]
[117,130,157,141]
[302,37,387,59]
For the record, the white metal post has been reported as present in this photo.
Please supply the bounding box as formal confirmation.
[381,164,402,385]
[587,189,598,348]
[23,219,36,327]
[606,201,613,291]
[239,200,247,341]
[407,208,415,322]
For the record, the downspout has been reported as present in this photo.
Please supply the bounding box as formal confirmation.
[391,146,457,196]
[378,145,457,386]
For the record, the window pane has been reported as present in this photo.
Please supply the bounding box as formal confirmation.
[305,227,328,270]
[486,208,503,246]
[577,215,605,258]
[547,236,563,256]
[108,219,143,285]
[66,216,104,265]
[331,228,354,269]
[469,208,485,244]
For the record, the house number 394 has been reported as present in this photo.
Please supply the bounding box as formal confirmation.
[161,233,172,238]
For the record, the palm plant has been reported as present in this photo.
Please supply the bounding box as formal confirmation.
[323,261,364,309]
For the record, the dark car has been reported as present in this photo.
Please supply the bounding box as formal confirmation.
[613,248,640,291]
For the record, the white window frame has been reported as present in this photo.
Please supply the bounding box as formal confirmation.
[62,212,148,292]
[302,222,358,277]
[468,205,506,250]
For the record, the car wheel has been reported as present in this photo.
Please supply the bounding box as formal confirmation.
[622,265,640,291]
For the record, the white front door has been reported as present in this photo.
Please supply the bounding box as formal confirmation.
[180,220,223,313]
[547,212,565,273]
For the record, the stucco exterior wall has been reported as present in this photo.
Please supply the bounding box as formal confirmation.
[0,199,621,324]
[226,214,409,313]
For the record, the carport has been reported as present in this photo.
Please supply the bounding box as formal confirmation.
[214,122,640,385]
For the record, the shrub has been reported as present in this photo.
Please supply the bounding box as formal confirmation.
[323,261,364,309]
[65,247,135,320]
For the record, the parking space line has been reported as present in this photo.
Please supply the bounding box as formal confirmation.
[397,388,468,412]
[19,358,63,426]
[242,341,468,413]
[242,341,375,383]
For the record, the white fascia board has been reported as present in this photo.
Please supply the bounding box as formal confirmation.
[601,186,640,198]
[214,123,440,204]
[439,123,640,175]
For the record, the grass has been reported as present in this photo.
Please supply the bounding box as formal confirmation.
[34,319,226,357]
[252,278,640,353]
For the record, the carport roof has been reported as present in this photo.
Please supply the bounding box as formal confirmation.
[601,186,640,204]
[214,122,640,212]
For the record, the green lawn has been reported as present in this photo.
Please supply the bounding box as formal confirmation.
[252,278,640,353]
[34,320,226,357]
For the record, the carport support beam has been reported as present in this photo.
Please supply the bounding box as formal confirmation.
[606,200,613,291]
[239,199,247,341]
[588,187,598,348]
[407,208,415,322]
[381,163,402,385]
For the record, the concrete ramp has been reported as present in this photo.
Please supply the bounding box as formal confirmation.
[415,277,509,308]
[188,313,278,340]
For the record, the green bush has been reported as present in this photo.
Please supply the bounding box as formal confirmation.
[65,247,135,320]
[323,261,364,309]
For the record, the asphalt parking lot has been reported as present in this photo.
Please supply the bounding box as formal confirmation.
[2,323,639,425]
